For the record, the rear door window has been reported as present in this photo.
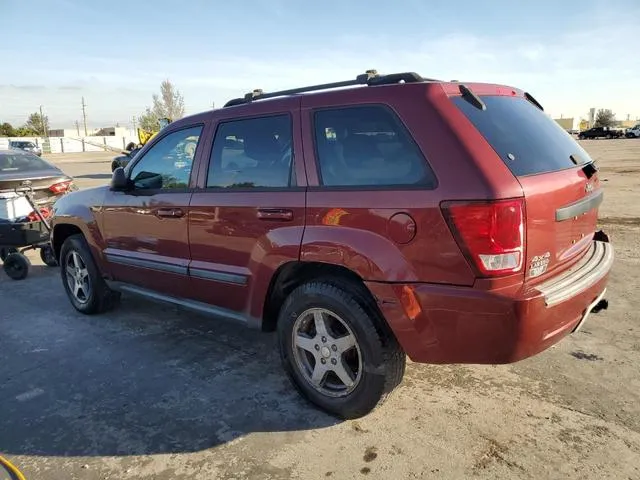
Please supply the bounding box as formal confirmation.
[313,105,436,188]
[451,95,594,176]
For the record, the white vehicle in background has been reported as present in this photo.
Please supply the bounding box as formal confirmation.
[625,124,640,138]
[9,140,42,156]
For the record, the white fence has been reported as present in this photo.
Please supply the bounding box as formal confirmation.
[0,135,137,154]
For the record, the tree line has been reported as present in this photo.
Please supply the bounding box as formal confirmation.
[1,81,618,137]
[1,80,186,138]
[0,113,50,137]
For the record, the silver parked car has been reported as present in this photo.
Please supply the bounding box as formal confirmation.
[9,140,42,156]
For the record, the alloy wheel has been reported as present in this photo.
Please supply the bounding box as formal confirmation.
[65,251,91,304]
[291,307,363,397]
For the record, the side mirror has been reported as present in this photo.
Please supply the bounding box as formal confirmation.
[111,167,129,191]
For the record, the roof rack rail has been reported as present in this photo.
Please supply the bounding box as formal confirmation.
[223,69,434,107]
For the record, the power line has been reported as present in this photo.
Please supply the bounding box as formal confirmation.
[81,97,88,136]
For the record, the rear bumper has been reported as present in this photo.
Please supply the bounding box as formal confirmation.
[366,240,613,364]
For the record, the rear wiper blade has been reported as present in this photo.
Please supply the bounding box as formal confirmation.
[571,154,598,178]
[582,161,598,179]
[525,92,544,111]
[458,84,486,111]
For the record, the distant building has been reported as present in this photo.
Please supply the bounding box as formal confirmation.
[554,117,577,132]
[48,128,80,137]
[616,119,640,129]
[94,126,131,137]
[48,126,134,138]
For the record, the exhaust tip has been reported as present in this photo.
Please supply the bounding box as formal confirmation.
[591,299,609,314]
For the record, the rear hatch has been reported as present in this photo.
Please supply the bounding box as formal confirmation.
[451,93,601,282]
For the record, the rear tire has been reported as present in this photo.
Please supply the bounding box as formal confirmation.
[3,253,30,280]
[111,162,119,172]
[60,234,120,314]
[277,281,405,419]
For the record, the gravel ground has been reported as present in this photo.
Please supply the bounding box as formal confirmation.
[0,141,638,480]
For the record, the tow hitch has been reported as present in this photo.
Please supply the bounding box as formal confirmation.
[591,298,609,314]
[573,289,608,333]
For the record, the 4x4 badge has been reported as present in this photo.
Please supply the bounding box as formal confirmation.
[529,252,551,278]
[585,182,594,193]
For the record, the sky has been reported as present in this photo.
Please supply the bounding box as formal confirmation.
[1,0,639,130]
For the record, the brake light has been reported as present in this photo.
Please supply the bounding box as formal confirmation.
[27,206,52,222]
[442,199,525,276]
[49,181,72,194]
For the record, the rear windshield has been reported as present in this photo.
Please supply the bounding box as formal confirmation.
[0,153,51,172]
[11,141,35,148]
[451,95,594,176]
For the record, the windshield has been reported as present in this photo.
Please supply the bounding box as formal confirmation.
[11,141,35,148]
[0,153,52,173]
[451,95,594,176]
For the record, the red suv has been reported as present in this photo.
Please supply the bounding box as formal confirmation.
[50,70,613,419]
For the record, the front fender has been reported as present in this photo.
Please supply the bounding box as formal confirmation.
[51,187,108,264]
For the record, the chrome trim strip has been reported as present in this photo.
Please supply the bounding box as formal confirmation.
[189,267,247,285]
[555,190,603,221]
[105,253,188,276]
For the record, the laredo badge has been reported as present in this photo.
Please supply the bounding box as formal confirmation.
[529,252,551,278]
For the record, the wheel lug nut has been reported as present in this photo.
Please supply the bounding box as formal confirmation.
[315,344,320,350]
[331,358,337,365]
[331,345,337,351]
[321,358,326,364]
[322,336,327,343]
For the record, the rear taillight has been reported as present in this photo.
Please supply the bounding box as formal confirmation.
[27,206,52,223]
[442,199,525,277]
[49,181,72,194]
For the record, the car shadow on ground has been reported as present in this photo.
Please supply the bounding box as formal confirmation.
[0,278,339,457]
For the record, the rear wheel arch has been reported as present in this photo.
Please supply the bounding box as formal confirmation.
[261,261,397,342]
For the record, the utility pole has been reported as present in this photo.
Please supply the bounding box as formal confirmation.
[81,96,88,136]
[74,120,80,136]
[131,116,137,132]
[211,102,215,110]
[39,105,47,137]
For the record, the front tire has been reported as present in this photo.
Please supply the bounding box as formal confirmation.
[277,281,405,419]
[60,234,120,314]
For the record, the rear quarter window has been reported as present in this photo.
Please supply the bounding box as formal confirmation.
[451,95,594,176]
[313,105,436,188]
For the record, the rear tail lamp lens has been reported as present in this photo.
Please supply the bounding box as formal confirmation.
[27,206,52,223]
[49,181,72,194]
[442,199,525,276]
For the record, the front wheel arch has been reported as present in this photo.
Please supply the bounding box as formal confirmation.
[52,223,83,262]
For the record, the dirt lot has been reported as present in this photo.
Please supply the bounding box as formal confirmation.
[1,141,639,479]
